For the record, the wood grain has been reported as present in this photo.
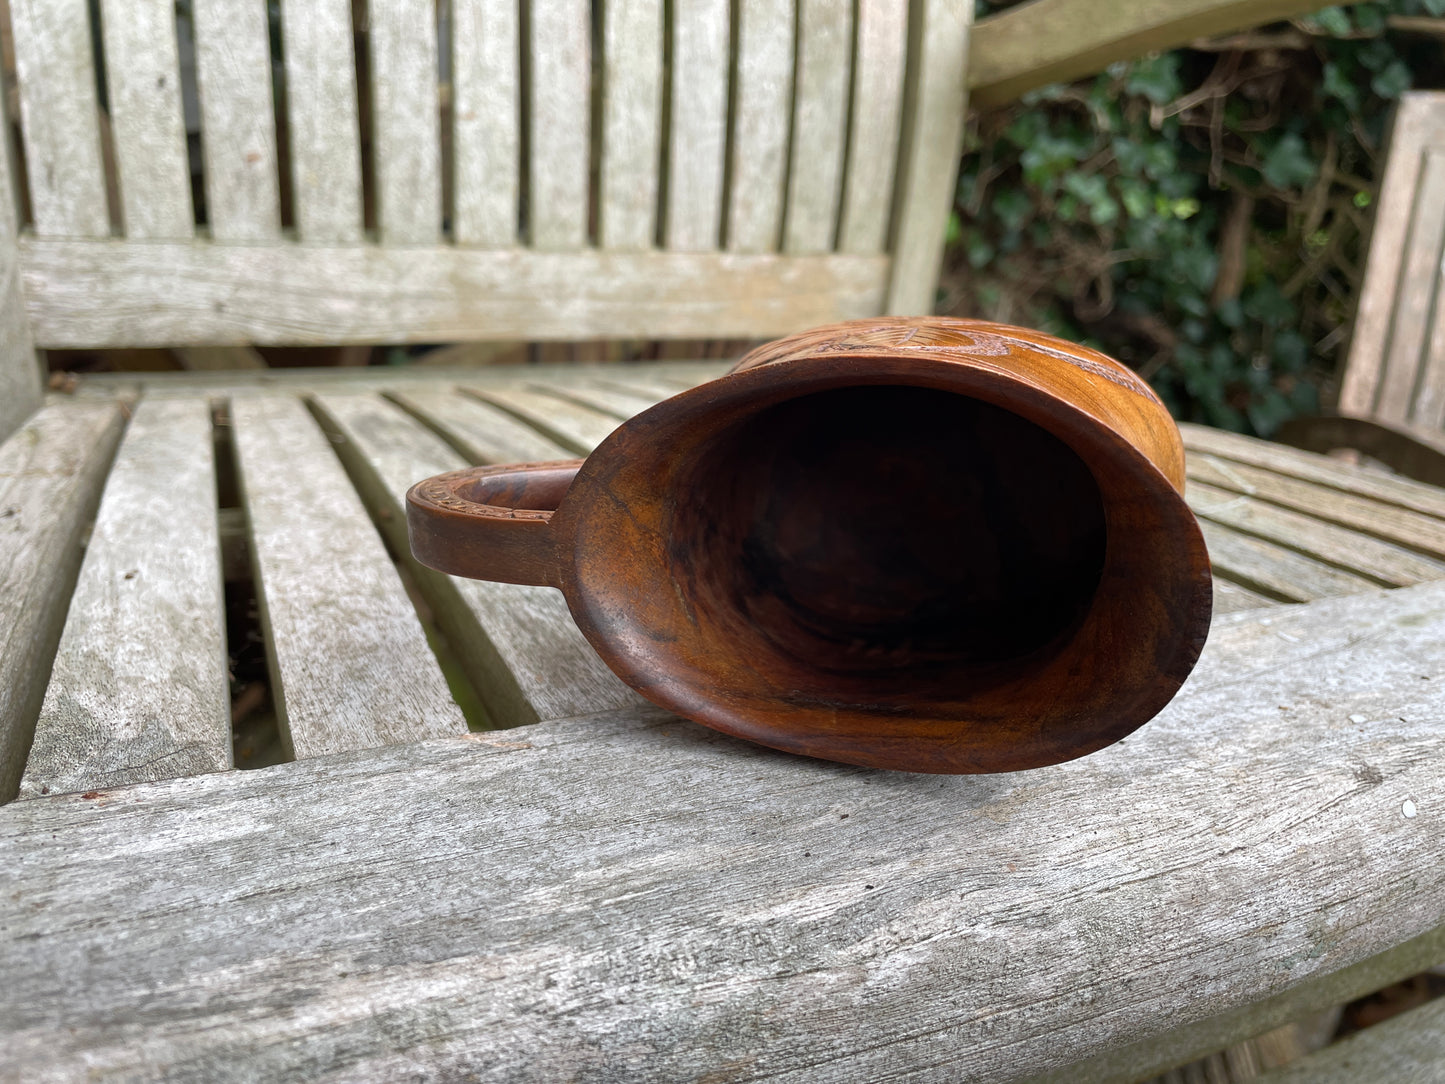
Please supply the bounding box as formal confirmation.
[1210,577,1278,614]
[388,387,575,463]
[782,0,853,254]
[1199,520,1379,602]
[1252,997,1445,1083]
[598,0,663,250]
[99,0,193,239]
[451,0,519,245]
[368,0,442,244]
[665,0,730,251]
[3,580,1445,1080]
[0,129,40,444]
[726,0,793,253]
[837,0,909,255]
[279,0,364,243]
[19,399,228,798]
[464,385,619,454]
[229,395,466,757]
[8,0,109,237]
[0,401,125,801]
[19,239,889,347]
[527,0,589,250]
[885,0,972,314]
[191,0,282,240]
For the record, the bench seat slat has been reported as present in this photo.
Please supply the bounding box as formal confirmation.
[1199,520,1380,603]
[0,400,125,800]
[465,386,621,454]
[387,388,572,464]
[1254,996,1445,1083]
[19,399,228,798]
[1211,579,1279,614]
[230,395,466,757]
[3,581,1444,1081]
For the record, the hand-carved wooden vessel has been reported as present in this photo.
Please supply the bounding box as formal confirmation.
[408,318,1213,773]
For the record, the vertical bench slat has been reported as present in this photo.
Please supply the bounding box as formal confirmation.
[528,0,589,250]
[191,0,281,241]
[20,399,229,798]
[726,0,793,254]
[665,0,729,251]
[99,0,193,239]
[837,0,908,254]
[782,0,852,254]
[9,0,109,238]
[598,0,663,250]
[230,395,466,758]
[314,393,642,726]
[0,401,125,801]
[389,388,573,463]
[451,0,518,245]
[885,0,972,313]
[1405,152,1445,429]
[1372,150,1445,425]
[368,0,442,244]
[0,108,40,444]
[280,0,364,243]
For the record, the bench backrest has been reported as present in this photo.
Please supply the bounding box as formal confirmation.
[1339,91,1445,431]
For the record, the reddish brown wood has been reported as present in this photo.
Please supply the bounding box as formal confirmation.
[407,318,1213,773]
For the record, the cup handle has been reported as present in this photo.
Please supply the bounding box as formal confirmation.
[406,460,583,588]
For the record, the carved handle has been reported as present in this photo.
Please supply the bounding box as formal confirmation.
[406,460,583,588]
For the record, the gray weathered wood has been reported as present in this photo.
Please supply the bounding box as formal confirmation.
[229,395,466,757]
[3,580,1445,1081]
[886,0,972,314]
[0,123,40,444]
[1254,996,1445,1083]
[726,0,794,253]
[451,0,519,246]
[0,401,125,801]
[1211,578,1279,614]
[20,240,889,346]
[387,387,573,464]
[9,0,109,238]
[538,381,662,420]
[100,0,193,239]
[465,385,619,453]
[837,0,909,255]
[313,393,642,725]
[598,0,662,250]
[1188,479,1445,588]
[191,0,282,240]
[665,0,730,251]
[783,0,853,254]
[369,0,442,244]
[1199,520,1380,602]
[280,0,364,243]
[19,399,228,798]
[528,0,589,250]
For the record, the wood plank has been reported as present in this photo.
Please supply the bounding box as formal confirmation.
[4,580,1445,1081]
[9,0,109,237]
[783,0,852,255]
[279,0,364,243]
[1373,150,1445,425]
[1410,144,1445,429]
[1210,577,1278,614]
[598,0,663,250]
[312,393,642,725]
[0,400,125,801]
[191,0,282,240]
[1199,520,1380,602]
[21,239,889,346]
[1182,423,1445,520]
[368,0,442,244]
[387,387,572,464]
[464,385,619,454]
[527,0,589,250]
[1340,94,1445,418]
[885,0,971,314]
[0,120,40,444]
[1187,479,1445,588]
[725,0,793,254]
[174,345,267,370]
[968,0,1331,109]
[1188,454,1445,561]
[1253,997,1445,1084]
[451,0,519,246]
[538,381,662,419]
[665,0,729,251]
[99,0,193,239]
[19,399,228,798]
[837,0,908,255]
[229,395,466,757]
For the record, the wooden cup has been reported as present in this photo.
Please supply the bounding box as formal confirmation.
[408,317,1213,773]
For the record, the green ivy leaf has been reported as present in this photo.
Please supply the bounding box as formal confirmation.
[1311,7,1353,35]
[1125,54,1182,105]
[1370,60,1412,100]
[1261,133,1317,188]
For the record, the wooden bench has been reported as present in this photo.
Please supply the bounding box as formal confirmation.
[4,0,1442,1079]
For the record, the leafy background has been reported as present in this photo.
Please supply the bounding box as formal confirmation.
[942,0,1445,435]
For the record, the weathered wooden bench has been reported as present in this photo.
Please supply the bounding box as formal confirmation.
[5,0,1444,1079]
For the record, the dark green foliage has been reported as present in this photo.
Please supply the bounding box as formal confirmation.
[948,1,1445,434]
